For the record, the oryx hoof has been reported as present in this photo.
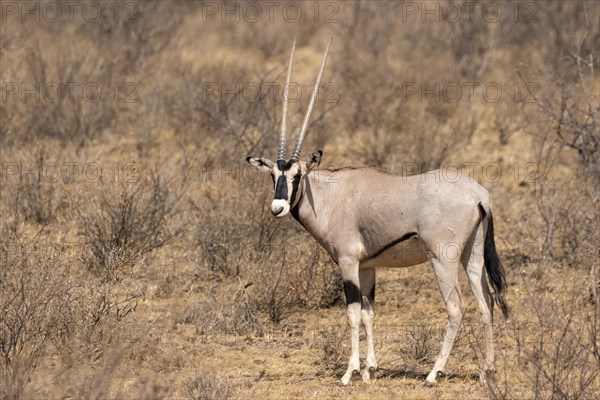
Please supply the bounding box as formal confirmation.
[422,379,435,387]
[341,368,359,385]
[423,370,444,386]
[361,366,377,382]
[340,371,354,385]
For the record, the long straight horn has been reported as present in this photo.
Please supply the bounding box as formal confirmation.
[290,38,332,162]
[278,39,296,162]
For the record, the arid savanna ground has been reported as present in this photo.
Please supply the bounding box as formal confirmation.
[1,1,599,399]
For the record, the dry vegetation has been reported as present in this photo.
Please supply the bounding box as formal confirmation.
[1,0,599,398]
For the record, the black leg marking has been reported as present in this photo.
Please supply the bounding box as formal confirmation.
[343,280,362,305]
[367,284,375,305]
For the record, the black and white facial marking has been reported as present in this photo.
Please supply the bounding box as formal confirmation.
[246,151,322,218]
[270,160,303,217]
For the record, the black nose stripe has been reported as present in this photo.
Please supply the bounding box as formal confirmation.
[274,175,288,200]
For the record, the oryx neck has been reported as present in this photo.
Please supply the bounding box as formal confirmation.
[290,171,333,238]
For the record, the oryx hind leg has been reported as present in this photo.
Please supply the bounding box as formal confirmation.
[425,255,463,385]
[359,268,377,382]
[462,220,496,383]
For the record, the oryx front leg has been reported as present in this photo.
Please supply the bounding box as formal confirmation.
[426,257,463,385]
[340,260,361,385]
[360,268,377,382]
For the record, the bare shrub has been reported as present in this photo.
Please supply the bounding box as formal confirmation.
[184,372,237,400]
[247,238,341,324]
[533,178,598,267]
[522,33,599,270]
[192,221,341,326]
[52,343,160,400]
[64,347,128,400]
[175,63,284,157]
[518,297,599,399]
[0,220,145,398]
[249,253,297,324]
[10,149,63,225]
[522,17,599,182]
[444,6,491,79]
[487,100,528,146]
[43,279,145,398]
[76,168,187,281]
[406,107,478,173]
[76,286,143,347]
[182,296,227,334]
[0,232,73,400]
[74,1,188,73]
[534,71,599,182]
[326,1,483,172]
[399,322,439,364]
[530,1,600,74]
[313,325,350,377]
[191,186,280,278]
[230,282,266,335]
[295,243,343,309]
[9,44,118,146]
[0,1,191,147]
[183,282,264,336]
[193,212,248,278]
[134,376,170,400]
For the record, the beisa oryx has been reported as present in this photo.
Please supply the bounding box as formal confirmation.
[246,39,510,385]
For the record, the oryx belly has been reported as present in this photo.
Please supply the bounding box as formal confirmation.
[360,234,428,269]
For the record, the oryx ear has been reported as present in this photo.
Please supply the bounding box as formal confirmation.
[306,150,322,172]
[246,156,274,172]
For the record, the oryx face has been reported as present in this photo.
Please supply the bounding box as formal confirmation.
[246,38,330,218]
[246,151,322,217]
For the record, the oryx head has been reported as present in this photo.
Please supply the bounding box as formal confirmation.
[246,39,330,218]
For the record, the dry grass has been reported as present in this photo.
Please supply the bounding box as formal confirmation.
[1,0,599,398]
[184,372,237,400]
